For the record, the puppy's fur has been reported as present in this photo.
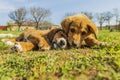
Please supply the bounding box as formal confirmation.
[11,42,34,52]
[46,28,68,49]
[15,28,67,51]
[61,14,105,48]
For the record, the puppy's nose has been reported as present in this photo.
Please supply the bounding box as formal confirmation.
[60,40,65,46]
[72,41,77,47]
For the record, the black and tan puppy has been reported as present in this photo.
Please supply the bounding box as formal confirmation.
[13,28,67,52]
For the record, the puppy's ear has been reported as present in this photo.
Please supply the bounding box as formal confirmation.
[47,29,59,42]
[15,33,24,41]
[87,22,98,39]
[61,17,73,33]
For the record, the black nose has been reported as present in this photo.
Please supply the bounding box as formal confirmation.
[72,41,77,47]
[60,40,65,46]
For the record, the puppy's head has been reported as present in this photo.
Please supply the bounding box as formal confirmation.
[47,28,68,49]
[61,14,98,48]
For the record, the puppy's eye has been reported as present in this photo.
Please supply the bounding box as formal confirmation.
[81,31,86,35]
[70,28,75,33]
[60,33,64,37]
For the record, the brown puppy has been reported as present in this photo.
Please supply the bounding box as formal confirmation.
[61,14,105,48]
[15,28,68,51]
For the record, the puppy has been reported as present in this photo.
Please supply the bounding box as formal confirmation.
[15,28,68,51]
[61,14,105,48]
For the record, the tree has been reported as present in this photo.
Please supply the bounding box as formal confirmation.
[104,11,113,29]
[113,8,119,30]
[95,13,105,30]
[8,7,27,31]
[30,7,51,29]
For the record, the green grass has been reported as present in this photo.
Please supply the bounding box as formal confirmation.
[0,30,120,80]
[0,30,20,35]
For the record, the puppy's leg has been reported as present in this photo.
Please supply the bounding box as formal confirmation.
[38,36,51,51]
[11,42,23,53]
[84,36,107,47]
[11,42,34,52]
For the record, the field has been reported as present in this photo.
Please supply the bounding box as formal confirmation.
[0,30,120,80]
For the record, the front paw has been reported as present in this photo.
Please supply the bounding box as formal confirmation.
[39,46,51,51]
[11,42,23,52]
[99,42,108,46]
[38,42,51,51]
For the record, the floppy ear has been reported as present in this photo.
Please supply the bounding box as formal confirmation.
[15,33,24,41]
[47,29,58,43]
[87,22,98,39]
[61,17,73,34]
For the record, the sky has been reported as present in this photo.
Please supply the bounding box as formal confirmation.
[0,0,120,26]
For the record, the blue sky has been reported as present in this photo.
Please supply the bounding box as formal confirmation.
[0,0,120,26]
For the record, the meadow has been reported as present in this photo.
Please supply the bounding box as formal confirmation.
[0,30,120,80]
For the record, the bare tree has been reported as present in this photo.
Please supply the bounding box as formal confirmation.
[30,7,51,29]
[113,8,119,30]
[104,11,113,29]
[8,7,27,31]
[95,13,105,30]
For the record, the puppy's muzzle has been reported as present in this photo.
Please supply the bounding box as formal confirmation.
[53,38,67,49]
[59,40,65,46]
[72,41,81,48]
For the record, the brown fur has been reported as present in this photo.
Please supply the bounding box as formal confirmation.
[61,14,104,48]
[15,28,67,51]
[12,42,34,52]
[19,42,34,52]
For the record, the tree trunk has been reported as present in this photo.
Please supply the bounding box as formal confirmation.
[18,24,21,31]
[36,22,39,30]
[108,21,111,30]
[100,24,102,30]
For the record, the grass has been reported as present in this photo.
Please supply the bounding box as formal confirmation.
[0,30,120,80]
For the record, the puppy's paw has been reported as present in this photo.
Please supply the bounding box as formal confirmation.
[40,47,51,51]
[39,44,51,51]
[39,45,51,51]
[99,42,108,46]
[38,42,51,51]
[11,42,23,52]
